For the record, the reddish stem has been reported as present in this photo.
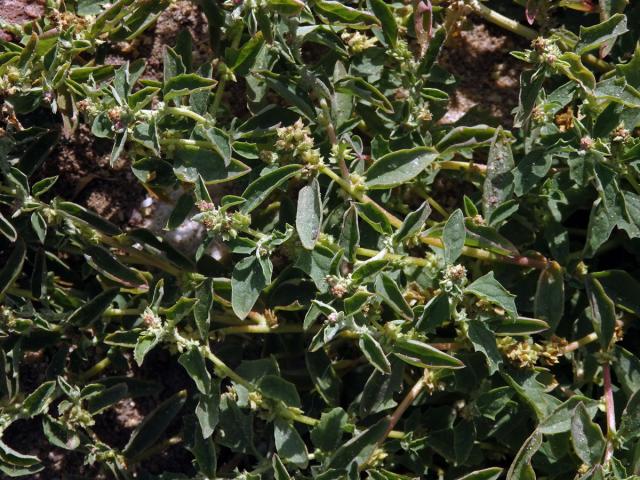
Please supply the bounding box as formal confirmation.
[384,376,425,440]
[603,362,616,463]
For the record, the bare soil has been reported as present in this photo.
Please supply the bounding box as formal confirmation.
[439,16,527,126]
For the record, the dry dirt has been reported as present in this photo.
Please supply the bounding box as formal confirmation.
[439,17,526,126]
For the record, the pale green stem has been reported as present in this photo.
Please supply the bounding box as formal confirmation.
[467,0,613,72]
[79,357,112,381]
[321,164,549,269]
[202,347,405,438]
[561,331,598,353]
[163,106,210,126]
[211,23,244,118]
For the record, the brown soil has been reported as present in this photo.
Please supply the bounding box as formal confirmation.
[107,0,211,80]
[439,16,527,126]
[0,0,43,25]
[37,125,145,225]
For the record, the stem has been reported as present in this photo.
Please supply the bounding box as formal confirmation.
[211,23,244,118]
[562,331,598,354]
[130,435,183,463]
[603,362,616,464]
[356,247,431,266]
[163,106,210,126]
[79,357,112,381]
[321,164,549,269]
[212,324,319,335]
[202,346,405,438]
[383,375,425,441]
[104,308,144,317]
[320,99,349,180]
[439,160,486,174]
[467,0,613,73]
[467,0,537,40]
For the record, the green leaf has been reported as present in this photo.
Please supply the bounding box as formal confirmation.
[489,317,549,335]
[124,391,186,459]
[539,396,600,435]
[436,125,497,154]
[335,76,393,113]
[571,402,606,465]
[194,279,214,340]
[164,73,217,101]
[258,375,301,408]
[393,338,464,369]
[232,255,267,319]
[613,346,640,397]
[506,429,542,480]
[296,178,323,250]
[340,204,360,261]
[30,212,46,244]
[315,0,380,25]
[196,383,221,439]
[241,165,302,214]
[22,381,56,417]
[394,201,431,244]
[0,439,43,477]
[231,32,265,76]
[311,407,348,451]
[619,389,640,442]
[359,359,404,416]
[456,468,503,480]
[327,417,389,470]
[274,418,308,468]
[85,246,148,290]
[586,275,616,350]
[0,240,26,299]
[415,293,450,333]
[575,13,628,54]
[184,415,217,477]
[467,320,502,375]
[56,201,121,236]
[165,192,194,230]
[483,129,514,220]
[42,415,80,451]
[557,53,596,91]
[268,0,305,15]
[179,345,211,395]
[357,202,393,235]
[134,329,162,366]
[0,212,17,242]
[365,147,438,189]
[359,332,391,374]
[375,273,414,320]
[165,296,198,324]
[534,263,564,332]
[306,350,342,406]
[367,0,397,47]
[67,288,119,327]
[465,272,517,320]
[273,454,292,480]
[595,270,640,316]
[31,176,58,198]
[443,209,465,265]
[86,383,129,415]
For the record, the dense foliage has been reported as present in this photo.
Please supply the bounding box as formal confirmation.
[1,0,640,478]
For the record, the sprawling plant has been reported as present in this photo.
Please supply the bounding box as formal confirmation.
[1,0,640,478]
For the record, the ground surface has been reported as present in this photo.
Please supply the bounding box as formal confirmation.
[0,1,524,477]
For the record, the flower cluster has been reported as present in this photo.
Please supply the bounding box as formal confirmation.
[193,200,251,239]
[340,31,378,54]
[274,118,321,165]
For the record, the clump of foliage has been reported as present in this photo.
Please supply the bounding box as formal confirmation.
[1,0,640,478]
